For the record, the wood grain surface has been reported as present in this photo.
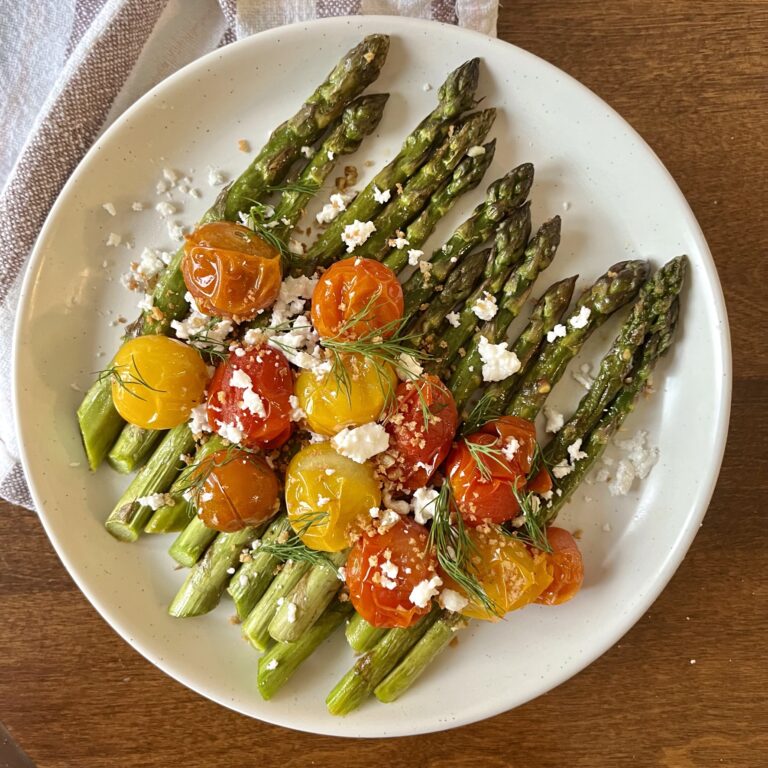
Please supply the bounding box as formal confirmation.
[2,2,766,766]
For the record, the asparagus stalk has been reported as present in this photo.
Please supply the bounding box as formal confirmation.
[269,550,348,643]
[448,216,564,407]
[269,93,390,242]
[345,612,387,653]
[241,560,313,651]
[168,523,268,618]
[374,611,468,702]
[351,110,497,259]
[291,58,481,275]
[326,609,440,716]
[544,256,686,466]
[104,424,194,542]
[461,276,578,427]
[106,424,165,474]
[227,515,293,620]
[258,601,354,700]
[506,260,650,421]
[401,163,534,317]
[382,140,496,273]
[168,516,218,568]
[76,35,390,469]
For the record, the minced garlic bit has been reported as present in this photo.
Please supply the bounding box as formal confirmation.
[411,487,439,525]
[547,323,567,343]
[543,405,564,434]
[341,219,376,252]
[238,139,251,153]
[569,305,592,329]
[471,291,497,321]
[331,422,389,464]
[409,576,443,608]
[372,185,391,204]
[478,335,521,382]
[467,145,486,158]
[446,311,460,328]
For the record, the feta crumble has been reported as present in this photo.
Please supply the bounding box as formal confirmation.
[288,394,306,422]
[544,405,564,434]
[567,439,588,463]
[467,145,486,158]
[341,220,376,252]
[390,236,409,250]
[102,202,116,216]
[106,232,122,247]
[265,659,279,671]
[285,602,297,623]
[407,249,424,266]
[397,352,423,381]
[409,576,443,608]
[547,323,567,342]
[569,305,592,329]
[136,248,166,280]
[188,404,212,437]
[316,192,352,224]
[155,201,176,218]
[331,423,389,463]
[372,185,391,204]
[478,335,521,382]
[136,492,173,510]
[439,588,469,613]
[472,292,498,321]
[446,311,461,328]
[300,145,313,158]
[131,202,145,211]
[411,487,439,525]
[502,437,520,461]
[551,460,572,479]
[207,167,226,186]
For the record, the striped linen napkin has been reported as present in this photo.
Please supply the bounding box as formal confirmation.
[0,0,498,509]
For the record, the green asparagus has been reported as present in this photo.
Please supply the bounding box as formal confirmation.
[168,515,218,568]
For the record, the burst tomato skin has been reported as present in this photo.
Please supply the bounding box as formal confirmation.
[284,443,381,552]
[111,336,209,429]
[196,450,280,532]
[294,353,396,436]
[182,221,282,319]
[347,518,438,628]
[442,525,552,622]
[382,375,459,491]
[445,416,550,526]
[207,345,293,449]
[311,257,404,340]
[536,527,584,605]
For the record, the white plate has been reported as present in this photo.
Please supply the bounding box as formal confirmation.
[13,16,730,737]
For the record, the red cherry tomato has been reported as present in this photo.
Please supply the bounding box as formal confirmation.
[182,221,282,319]
[382,375,458,491]
[207,345,293,449]
[195,450,280,532]
[346,518,438,628]
[445,416,549,526]
[536,527,584,605]
[311,257,404,340]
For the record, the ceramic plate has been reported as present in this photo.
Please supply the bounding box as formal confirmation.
[13,16,730,737]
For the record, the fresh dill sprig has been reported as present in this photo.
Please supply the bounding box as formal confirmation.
[267,180,320,196]
[243,204,291,262]
[426,483,501,617]
[174,442,260,501]
[97,354,165,402]
[462,390,503,435]
[464,436,512,482]
[258,533,335,568]
[510,484,552,553]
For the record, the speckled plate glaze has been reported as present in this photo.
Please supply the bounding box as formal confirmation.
[13,16,730,737]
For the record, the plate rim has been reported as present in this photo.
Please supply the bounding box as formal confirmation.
[12,14,732,737]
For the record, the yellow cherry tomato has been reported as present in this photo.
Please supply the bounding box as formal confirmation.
[444,526,552,621]
[111,336,209,429]
[294,353,396,436]
[284,442,381,551]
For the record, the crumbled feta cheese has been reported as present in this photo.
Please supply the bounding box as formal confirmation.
[572,362,594,390]
[106,232,122,247]
[373,185,391,204]
[137,294,154,312]
[369,506,380,519]
[602,522,612,532]
[544,405,564,434]
[285,601,297,623]
[162,167,178,185]
[551,460,572,479]
[567,439,588,464]
[397,352,423,381]
[609,459,635,496]
[472,292,497,321]
[407,249,424,266]
[381,559,399,580]
[288,395,306,422]
[331,423,389,463]
[341,220,376,252]
[570,305,592,329]
[265,659,279,671]
[422,82,433,91]
[136,492,173,510]
[102,202,116,216]
[316,192,352,224]
[325,468,336,476]
[301,145,313,158]
[136,248,166,279]
[188,404,212,436]
[409,576,443,608]
[217,419,244,444]
[446,311,461,328]
[207,167,226,186]
[478,335,521,382]
[131,202,145,211]
[171,296,234,351]
[316,496,330,507]
[267,315,327,373]
[155,179,169,194]
[467,145,486,158]
[155,201,176,218]
[378,508,401,532]
[230,369,251,389]
[390,236,409,250]
[327,150,334,161]
[502,437,520,461]
[547,324,567,343]
[439,588,469,613]
[167,221,185,241]
[615,430,659,480]
[411,487,439,525]
[239,573,249,588]
[268,274,318,327]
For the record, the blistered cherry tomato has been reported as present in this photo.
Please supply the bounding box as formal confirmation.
[382,375,458,491]
[207,345,293,449]
[536,527,584,605]
[195,450,280,532]
[294,353,396,436]
[182,221,282,319]
[311,257,404,340]
[442,526,552,621]
[347,518,438,628]
[284,442,381,551]
[111,336,208,429]
[445,416,551,526]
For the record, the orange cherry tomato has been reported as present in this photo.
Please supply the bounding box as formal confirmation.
[536,527,584,605]
[207,345,293,449]
[445,416,549,526]
[195,450,280,532]
[346,518,439,628]
[311,257,404,340]
[382,375,459,491]
[182,221,282,319]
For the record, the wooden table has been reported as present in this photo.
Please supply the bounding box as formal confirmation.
[2,2,766,766]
